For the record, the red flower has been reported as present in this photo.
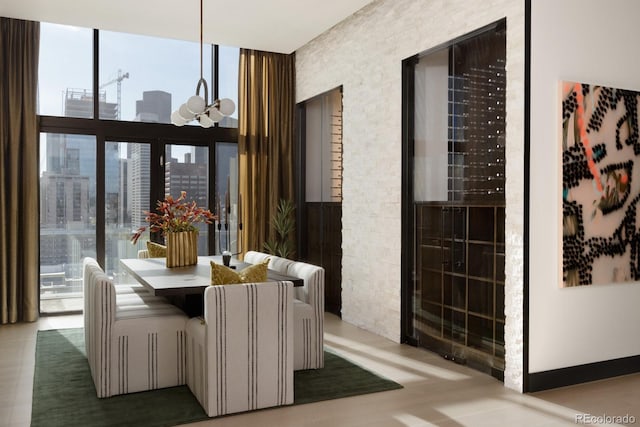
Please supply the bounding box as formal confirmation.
[130,191,217,244]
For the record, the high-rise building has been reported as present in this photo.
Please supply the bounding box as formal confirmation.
[63,88,117,119]
[135,90,171,123]
[165,150,209,253]
[40,89,117,280]
[41,90,118,227]
[194,146,207,164]
[40,173,91,229]
[127,90,172,229]
[165,153,208,206]
[128,143,151,229]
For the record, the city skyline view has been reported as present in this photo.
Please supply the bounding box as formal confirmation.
[37,22,241,313]
[38,22,239,175]
[38,22,239,122]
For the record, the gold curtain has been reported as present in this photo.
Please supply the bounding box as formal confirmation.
[238,49,295,255]
[0,18,40,323]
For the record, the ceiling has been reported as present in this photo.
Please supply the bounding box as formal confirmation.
[0,0,376,53]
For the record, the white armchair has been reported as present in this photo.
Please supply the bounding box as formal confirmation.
[242,251,325,370]
[185,281,294,417]
[82,257,188,398]
[288,261,325,370]
[243,250,271,265]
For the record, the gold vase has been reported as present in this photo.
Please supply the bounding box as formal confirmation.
[166,230,198,267]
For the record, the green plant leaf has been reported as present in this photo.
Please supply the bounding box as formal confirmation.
[263,239,279,255]
[266,199,296,257]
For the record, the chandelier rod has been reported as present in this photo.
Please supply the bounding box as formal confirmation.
[170,0,235,128]
[199,0,204,82]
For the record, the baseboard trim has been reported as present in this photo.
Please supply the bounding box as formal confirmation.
[527,355,640,392]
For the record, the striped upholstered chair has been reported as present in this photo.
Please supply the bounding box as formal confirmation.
[243,250,271,265]
[185,281,294,417]
[243,251,325,370]
[245,252,297,279]
[287,261,325,370]
[82,257,188,398]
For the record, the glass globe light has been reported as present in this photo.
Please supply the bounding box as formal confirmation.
[198,113,215,128]
[171,110,187,126]
[208,107,224,122]
[186,95,206,115]
[178,104,195,121]
[218,98,235,116]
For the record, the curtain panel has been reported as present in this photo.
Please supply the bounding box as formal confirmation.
[238,49,295,255]
[0,18,40,323]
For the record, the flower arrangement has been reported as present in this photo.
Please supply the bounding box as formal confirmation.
[130,191,217,244]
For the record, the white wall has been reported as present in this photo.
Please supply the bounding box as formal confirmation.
[530,0,640,372]
[296,0,525,391]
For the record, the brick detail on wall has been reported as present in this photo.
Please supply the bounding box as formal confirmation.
[295,0,525,391]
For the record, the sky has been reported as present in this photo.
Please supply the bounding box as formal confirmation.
[38,22,239,122]
[38,22,239,171]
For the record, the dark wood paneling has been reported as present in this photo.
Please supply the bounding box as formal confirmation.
[415,203,505,379]
[304,202,342,315]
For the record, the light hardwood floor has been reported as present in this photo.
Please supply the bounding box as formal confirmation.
[1,313,638,426]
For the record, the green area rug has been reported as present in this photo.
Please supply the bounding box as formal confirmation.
[31,328,402,427]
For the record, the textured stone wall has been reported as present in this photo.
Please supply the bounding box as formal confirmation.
[296,0,525,391]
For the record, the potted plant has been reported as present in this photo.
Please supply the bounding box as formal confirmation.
[264,198,296,259]
[131,191,217,267]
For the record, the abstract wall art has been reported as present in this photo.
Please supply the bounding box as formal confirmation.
[562,81,640,287]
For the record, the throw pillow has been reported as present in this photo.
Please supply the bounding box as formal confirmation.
[146,241,167,258]
[210,259,269,285]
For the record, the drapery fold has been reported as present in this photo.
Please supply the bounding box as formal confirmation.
[0,18,40,323]
[238,49,295,255]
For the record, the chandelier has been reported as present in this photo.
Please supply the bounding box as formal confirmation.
[171,0,235,127]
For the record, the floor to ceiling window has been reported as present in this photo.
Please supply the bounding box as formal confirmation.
[104,140,151,282]
[39,132,96,313]
[214,142,240,254]
[402,20,506,379]
[38,23,239,314]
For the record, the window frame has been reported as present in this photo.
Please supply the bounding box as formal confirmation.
[38,28,238,303]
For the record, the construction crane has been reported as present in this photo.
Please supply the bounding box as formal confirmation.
[100,69,129,120]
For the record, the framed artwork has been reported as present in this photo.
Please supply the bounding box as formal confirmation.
[562,81,640,287]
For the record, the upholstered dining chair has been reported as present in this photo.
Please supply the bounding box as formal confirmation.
[242,251,325,370]
[243,250,271,265]
[287,260,325,370]
[185,281,294,417]
[82,257,188,398]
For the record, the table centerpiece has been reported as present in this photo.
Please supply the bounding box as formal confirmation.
[131,191,217,267]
